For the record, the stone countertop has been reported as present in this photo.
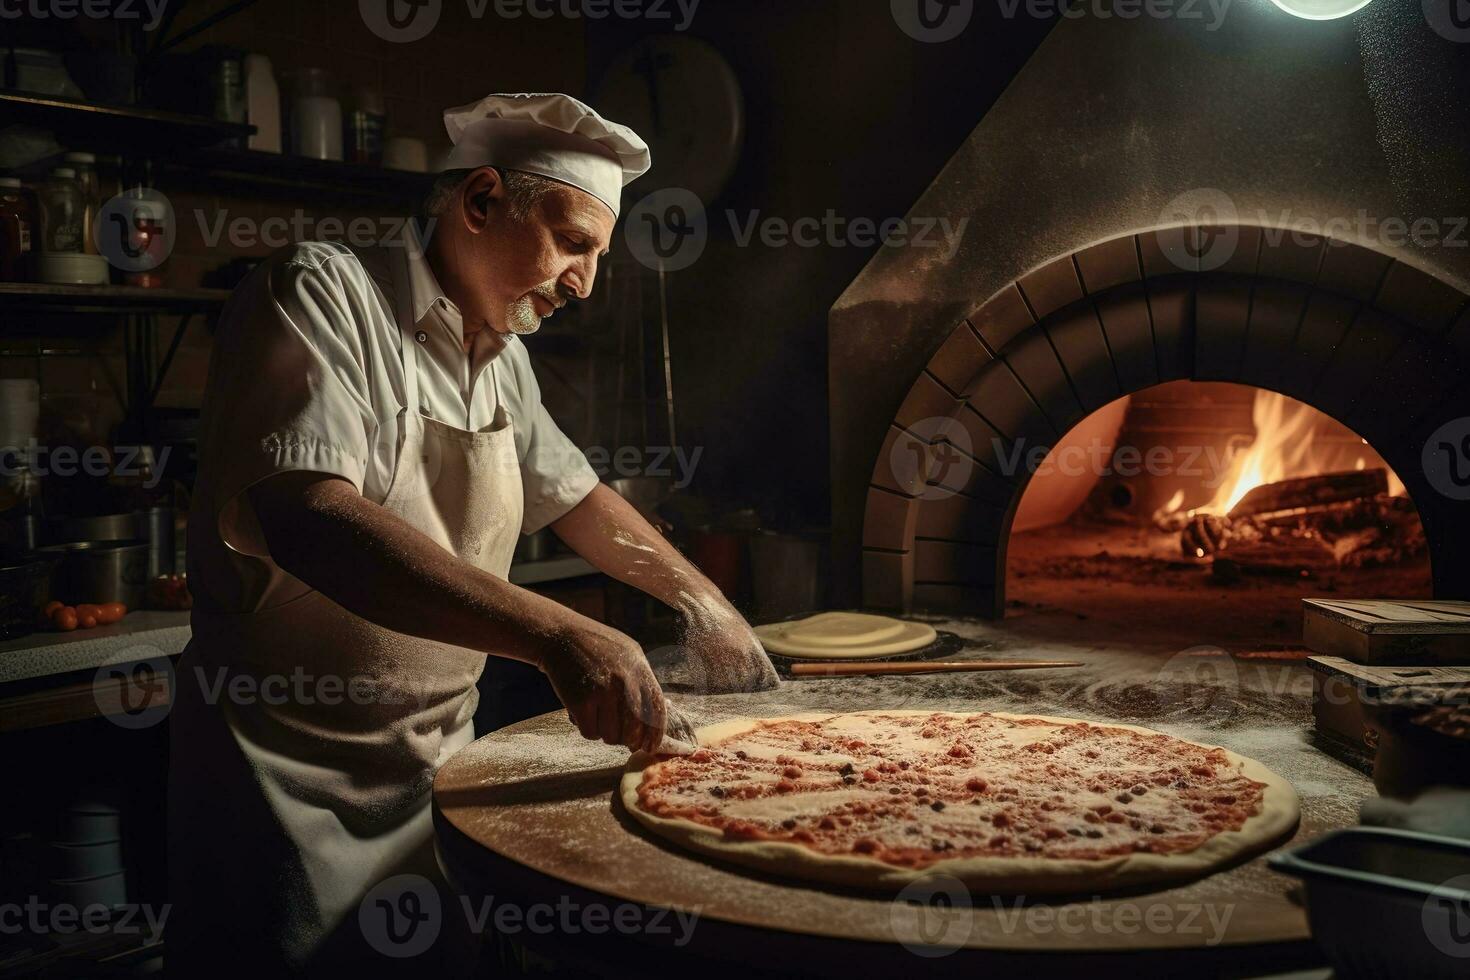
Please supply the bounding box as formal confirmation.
[0,611,193,685]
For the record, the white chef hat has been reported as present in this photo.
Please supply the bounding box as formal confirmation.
[443,93,651,218]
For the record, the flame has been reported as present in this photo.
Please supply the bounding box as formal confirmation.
[1194,390,1406,515]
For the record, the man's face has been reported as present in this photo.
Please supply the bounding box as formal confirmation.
[437,168,615,341]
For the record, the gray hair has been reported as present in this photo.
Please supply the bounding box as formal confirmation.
[419,167,560,224]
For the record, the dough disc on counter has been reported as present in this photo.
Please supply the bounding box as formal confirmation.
[753,612,937,660]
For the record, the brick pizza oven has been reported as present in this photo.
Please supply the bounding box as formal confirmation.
[828,3,1470,618]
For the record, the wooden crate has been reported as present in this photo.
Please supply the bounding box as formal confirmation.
[1306,655,1470,751]
[1302,599,1470,665]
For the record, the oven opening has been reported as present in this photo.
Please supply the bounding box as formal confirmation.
[1004,380,1432,648]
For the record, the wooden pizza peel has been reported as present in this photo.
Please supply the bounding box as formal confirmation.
[433,660,1363,976]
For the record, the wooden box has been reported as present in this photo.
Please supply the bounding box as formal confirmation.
[1303,599,1470,665]
[1306,655,1470,753]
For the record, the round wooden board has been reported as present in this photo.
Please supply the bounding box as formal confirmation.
[432,673,1358,973]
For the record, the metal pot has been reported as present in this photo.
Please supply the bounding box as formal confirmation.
[515,528,555,563]
[48,509,175,578]
[46,514,139,544]
[33,540,149,608]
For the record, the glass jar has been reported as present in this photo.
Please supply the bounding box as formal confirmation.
[346,88,386,166]
[62,152,100,256]
[0,177,35,281]
[38,167,84,253]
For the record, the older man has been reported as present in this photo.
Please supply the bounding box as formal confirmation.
[168,93,776,975]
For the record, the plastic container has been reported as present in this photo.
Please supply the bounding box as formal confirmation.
[0,177,35,280]
[36,167,84,254]
[287,68,343,161]
[244,54,281,153]
[47,870,127,909]
[1269,826,1470,979]
[47,840,124,881]
[54,803,122,846]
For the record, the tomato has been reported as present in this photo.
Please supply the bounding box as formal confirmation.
[97,602,127,624]
[54,607,78,632]
[43,600,63,617]
[79,614,98,629]
[77,604,101,620]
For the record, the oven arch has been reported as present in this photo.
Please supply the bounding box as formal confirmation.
[860,225,1470,616]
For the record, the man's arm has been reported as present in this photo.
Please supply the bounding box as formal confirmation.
[248,472,667,750]
[549,483,779,692]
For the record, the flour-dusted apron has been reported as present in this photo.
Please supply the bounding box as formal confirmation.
[168,266,523,976]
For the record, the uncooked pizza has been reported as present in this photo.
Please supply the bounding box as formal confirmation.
[621,710,1299,893]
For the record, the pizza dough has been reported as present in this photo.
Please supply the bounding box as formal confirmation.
[621,710,1300,894]
[753,612,937,659]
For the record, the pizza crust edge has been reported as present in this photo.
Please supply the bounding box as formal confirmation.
[619,710,1301,895]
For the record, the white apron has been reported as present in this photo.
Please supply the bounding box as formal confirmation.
[168,269,523,977]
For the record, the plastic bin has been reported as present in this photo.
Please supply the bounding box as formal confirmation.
[1269,826,1470,979]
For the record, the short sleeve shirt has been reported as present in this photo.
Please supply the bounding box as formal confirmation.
[187,230,599,614]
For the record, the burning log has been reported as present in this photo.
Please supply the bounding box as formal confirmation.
[1177,469,1424,576]
[1227,469,1388,518]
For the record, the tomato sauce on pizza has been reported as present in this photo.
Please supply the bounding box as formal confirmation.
[631,712,1269,870]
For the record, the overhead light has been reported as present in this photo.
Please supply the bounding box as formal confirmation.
[1267,0,1374,19]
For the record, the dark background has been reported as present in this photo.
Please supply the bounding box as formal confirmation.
[3,0,1055,531]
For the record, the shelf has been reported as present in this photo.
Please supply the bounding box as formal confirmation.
[166,147,437,204]
[0,282,232,315]
[0,91,252,151]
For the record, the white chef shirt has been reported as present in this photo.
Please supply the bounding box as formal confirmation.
[187,226,599,614]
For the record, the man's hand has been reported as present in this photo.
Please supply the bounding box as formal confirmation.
[539,622,668,752]
[680,604,780,694]
[549,485,780,695]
